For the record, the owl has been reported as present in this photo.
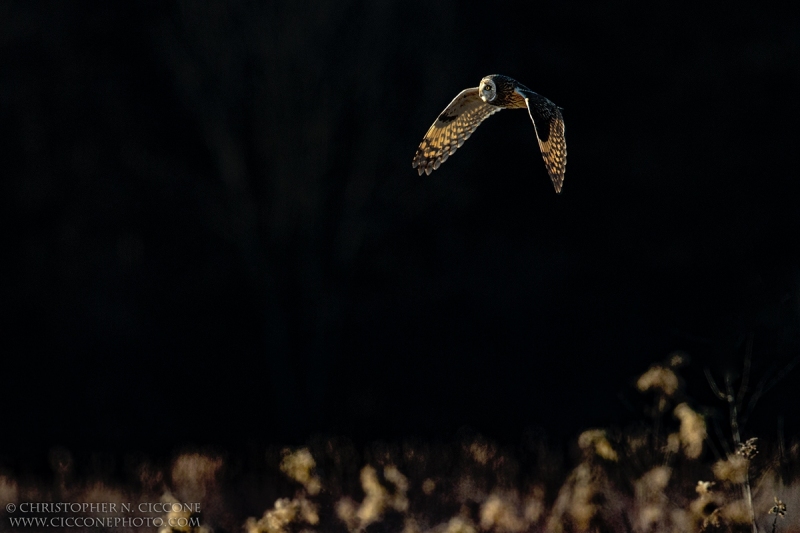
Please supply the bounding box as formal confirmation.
[412,74,566,193]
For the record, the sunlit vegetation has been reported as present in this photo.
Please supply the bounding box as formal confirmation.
[1,357,797,533]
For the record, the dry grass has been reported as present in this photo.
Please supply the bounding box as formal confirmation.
[1,357,798,533]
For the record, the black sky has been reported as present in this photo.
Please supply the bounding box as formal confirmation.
[2,1,800,462]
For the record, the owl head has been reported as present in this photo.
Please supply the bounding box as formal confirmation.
[479,76,497,103]
[479,75,527,107]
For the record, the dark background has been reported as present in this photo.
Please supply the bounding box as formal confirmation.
[3,1,799,462]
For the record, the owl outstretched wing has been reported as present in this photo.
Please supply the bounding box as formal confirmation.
[412,88,501,176]
[517,89,567,193]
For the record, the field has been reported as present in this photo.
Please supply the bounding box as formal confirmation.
[2,358,797,533]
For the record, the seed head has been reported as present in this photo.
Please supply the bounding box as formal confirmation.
[769,497,786,518]
[736,438,758,460]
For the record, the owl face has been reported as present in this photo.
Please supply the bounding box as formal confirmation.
[479,77,497,103]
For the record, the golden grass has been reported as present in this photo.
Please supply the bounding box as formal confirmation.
[1,357,798,533]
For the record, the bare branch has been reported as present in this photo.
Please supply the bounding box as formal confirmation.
[763,354,800,395]
[736,334,754,409]
[704,368,727,400]
[741,354,799,428]
[725,374,741,446]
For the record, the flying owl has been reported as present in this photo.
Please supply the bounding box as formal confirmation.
[412,74,567,193]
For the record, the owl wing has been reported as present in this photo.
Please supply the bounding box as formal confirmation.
[517,89,567,193]
[412,88,501,176]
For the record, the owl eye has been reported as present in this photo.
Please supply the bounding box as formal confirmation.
[483,84,492,91]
